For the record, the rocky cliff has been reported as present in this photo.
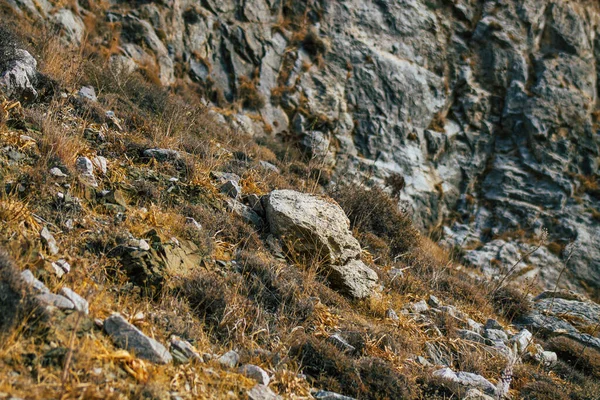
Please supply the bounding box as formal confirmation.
[6,0,599,294]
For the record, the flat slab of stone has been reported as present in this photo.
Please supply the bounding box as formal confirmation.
[36,293,74,310]
[103,313,172,364]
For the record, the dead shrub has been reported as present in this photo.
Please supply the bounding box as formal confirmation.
[489,285,531,322]
[546,336,600,378]
[330,185,419,262]
[520,381,569,400]
[238,76,265,110]
[299,28,328,57]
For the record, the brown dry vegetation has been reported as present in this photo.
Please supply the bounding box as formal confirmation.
[0,8,599,400]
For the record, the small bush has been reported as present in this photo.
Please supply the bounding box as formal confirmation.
[300,29,328,57]
[520,381,569,400]
[330,185,419,262]
[546,336,600,378]
[489,285,531,322]
[238,76,265,110]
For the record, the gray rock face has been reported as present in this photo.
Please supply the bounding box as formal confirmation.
[265,190,377,298]
[103,313,172,364]
[0,49,38,100]
[516,293,600,352]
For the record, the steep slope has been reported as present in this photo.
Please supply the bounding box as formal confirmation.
[1,1,600,399]
[6,0,597,295]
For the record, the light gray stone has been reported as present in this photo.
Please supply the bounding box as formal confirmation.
[20,270,49,293]
[40,227,59,255]
[36,293,74,310]
[217,350,240,368]
[103,313,172,364]
[510,329,533,354]
[247,385,281,400]
[0,49,38,100]
[59,287,89,315]
[432,368,496,396]
[239,364,270,385]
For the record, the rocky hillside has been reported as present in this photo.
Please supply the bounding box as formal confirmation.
[5,0,598,295]
[1,0,600,399]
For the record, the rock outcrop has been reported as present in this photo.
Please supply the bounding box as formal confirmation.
[265,190,377,298]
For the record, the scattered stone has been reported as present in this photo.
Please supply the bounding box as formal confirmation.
[59,287,89,314]
[40,227,59,255]
[428,295,442,308]
[327,333,356,353]
[457,330,489,345]
[129,239,151,251]
[143,148,181,162]
[432,368,496,396]
[463,389,495,400]
[78,86,97,102]
[75,156,98,187]
[226,199,264,228]
[170,336,203,363]
[20,270,49,293]
[247,385,281,400]
[92,156,108,175]
[217,350,240,368]
[220,180,242,199]
[467,319,484,334]
[484,329,508,342]
[327,260,378,299]
[36,293,75,310]
[264,190,361,265]
[511,329,533,353]
[484,319,503,330]
[259,161,280,173]
[51,259,71,277]
[103,313,172,364]
[386,308,399,321]
[411,300,429,313]
[312,390,356,400]
[239,364,270,385]
[49,167,67,178]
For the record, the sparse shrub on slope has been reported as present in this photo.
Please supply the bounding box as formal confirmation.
[0,25,17,72]
[546,336,600,379]
[330,185,419,263]
[0,249,35,336]
[489,285,532,322]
